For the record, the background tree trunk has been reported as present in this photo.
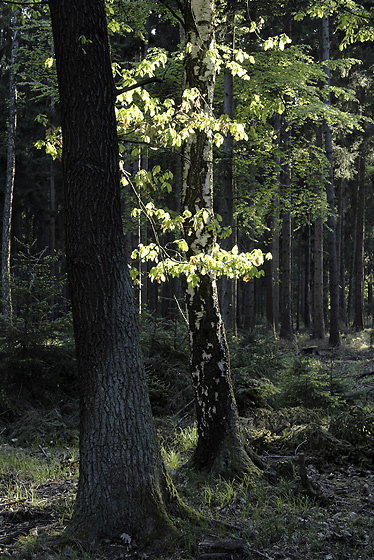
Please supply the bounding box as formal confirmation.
[336,177,347,325]
[217,7,235,332]
[1,11,19,321]
[279,127,293,341]
[353,154,365,331]
[313,127,325,339]
[321,14,340,346]
[49,0,184,541]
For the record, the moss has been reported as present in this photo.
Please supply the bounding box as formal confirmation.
[190,433,262,480]
[142,465,201,545]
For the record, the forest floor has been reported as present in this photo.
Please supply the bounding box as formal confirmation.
[1,330,374,559]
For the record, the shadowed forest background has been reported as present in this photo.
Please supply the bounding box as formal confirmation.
[1,0,374,559]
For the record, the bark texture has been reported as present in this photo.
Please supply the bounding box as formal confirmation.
[49,0,185,541]
[182,0,259,477]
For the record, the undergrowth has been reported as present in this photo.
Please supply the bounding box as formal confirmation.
[1,323,374,558]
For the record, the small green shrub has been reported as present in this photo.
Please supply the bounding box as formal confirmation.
[230,332,284,379]
[277,356,348,410]
[140,313,192,415]
[234,375,279,414]
[1,241,72,351]
[229,333,284,414]
[329,406,374,446]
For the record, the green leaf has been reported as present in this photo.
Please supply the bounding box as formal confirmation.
[177,239,188,252]
[44,57,54,69]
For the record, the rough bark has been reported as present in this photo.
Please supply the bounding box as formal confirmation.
[181,0,260,478]
[1,11,19,320]
[49,0,186,542]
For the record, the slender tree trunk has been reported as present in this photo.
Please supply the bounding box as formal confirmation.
[1,11,19,321]
[336,177,346,324]
[296,233,302,331]
[313,127,325,339]
[279,194,293,339]
[303,224,312,328]
[279,128,293,341]
[313,213,325,338]
[272,214,280,334]
[271,114,281,334]
[353,154,365,331]
[181,0,260,477]
[264,214,275,336]
[321,14,340,346]
[49,0,186,541]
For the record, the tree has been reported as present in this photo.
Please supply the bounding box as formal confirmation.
[321,14,340,346]
[1,9,19,321]
[313,127,325,339]
[279,125,293,341]
[48,0,185,542]
[352,152,366,330]
[181,0,260,477]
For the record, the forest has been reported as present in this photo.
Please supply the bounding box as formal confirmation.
[1,0,374,558]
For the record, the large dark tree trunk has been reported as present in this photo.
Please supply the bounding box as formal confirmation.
[181,0,259,478]
[49,0,185,542]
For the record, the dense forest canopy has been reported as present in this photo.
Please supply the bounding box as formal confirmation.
[1,0,373,341]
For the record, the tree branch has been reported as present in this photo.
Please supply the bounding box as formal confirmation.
[116,77,163,96]
[157,0,184,26]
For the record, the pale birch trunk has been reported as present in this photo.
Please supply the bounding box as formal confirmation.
[181,0,260,477]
